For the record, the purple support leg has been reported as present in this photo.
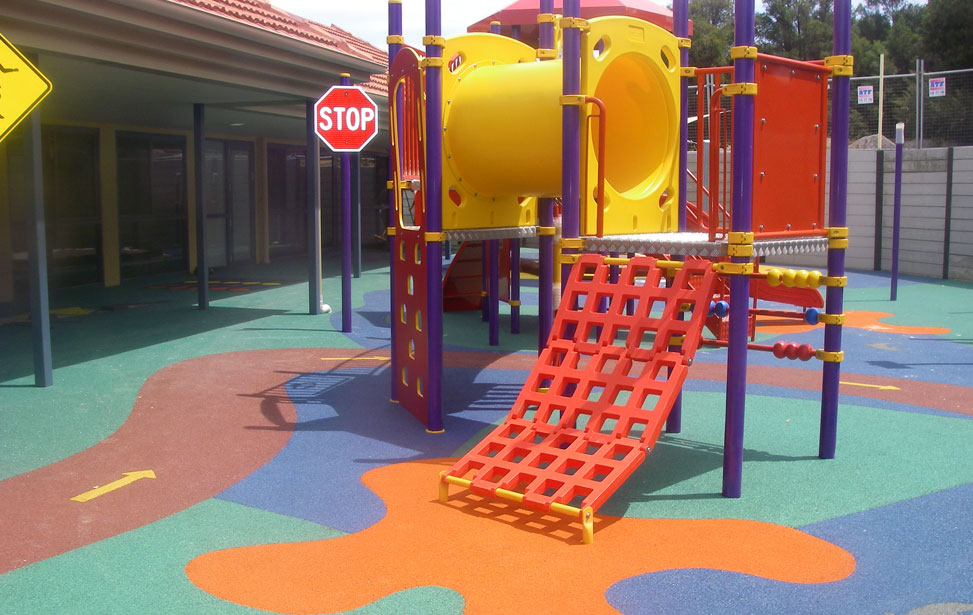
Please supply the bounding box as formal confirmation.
[890,123,904,301]
[424,0,444,433]
[490,21,501,35]
[481,243,489,322]
[537,0,556,353]
[387,0,403,402]
[489,239,500,345]
[511,240,521,334]
[722,0,756,499]
[560,0,581,294]
[667,0,691,435]
[820,0,852,459]
[340,74,353,333]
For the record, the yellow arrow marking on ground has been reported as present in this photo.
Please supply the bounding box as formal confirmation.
[70,470,156,502]
[840,381,900,391]
[321,357,391,361]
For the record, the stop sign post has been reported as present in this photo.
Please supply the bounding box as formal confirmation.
[313,85,379,153]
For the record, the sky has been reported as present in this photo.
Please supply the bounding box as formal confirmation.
[271,1,512,50]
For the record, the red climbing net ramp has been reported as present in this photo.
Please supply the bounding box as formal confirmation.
[440,254,720,543]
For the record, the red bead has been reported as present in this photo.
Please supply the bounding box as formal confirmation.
[798,344,815,361]
[773,341,787,359]
[784,343,800,360]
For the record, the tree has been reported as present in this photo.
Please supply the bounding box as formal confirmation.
[886,5,923,72]
[922,0,973,70]
[755,0,833,61]
[688,0,734,69]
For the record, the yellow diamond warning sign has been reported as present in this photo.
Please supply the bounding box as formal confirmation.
[0,32,52,143]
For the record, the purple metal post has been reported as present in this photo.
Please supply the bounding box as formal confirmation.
[561,0,582,293]
[490,20,501,35]
[481,245,489,322]
[489,239,500,345]
[424,0,445,432]
[511,240,521,334]
[890,122,904,301]
[537,0,555,352]
[667,0,691,435]
[820,0,852,459]
[340,73,353,333]
[722,0,756,499]
[387,0,402,402]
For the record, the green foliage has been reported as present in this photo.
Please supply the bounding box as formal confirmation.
[755,0,833,60]
[922,0,973,71]
[688,0,734,68]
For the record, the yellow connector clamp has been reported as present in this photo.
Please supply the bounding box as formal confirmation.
[727,231,754,245]
[730,45,758,59]
[559,94,586,106]
[387,180,412,190]
[507,300,522,307]
[824,55,854,76]
[386,226,397,236]
[821,275,848,288]
[727,244,754,257]
[561,253,581,265]
[826,227,849,238]
[537,48,557,59]
[713,262,754,275]
[420,57,444,68]
[422,35,446,47]
[537,13,557,23]
[424,232,446,243]
[536,226,557,236]
[560,17,589,30]
[829,238,850,249]
[668,335,685,347]
[816,350,844,363]
[818,313,845,326]
[723,82,758,96]
[681,67,697,78]
[386,35,404,45]
[561,237,585,250]
[677,37,692,49]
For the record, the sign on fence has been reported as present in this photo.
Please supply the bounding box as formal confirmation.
[857,85,874,104]
[929,77,946,98]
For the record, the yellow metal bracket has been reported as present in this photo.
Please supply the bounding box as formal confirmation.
[537,13,557,23]
[829,238,850,249]
[677,37,692,49]
[821,275,848,288]
[826,226,849,238]
[560,17,589,30]
[561,253,581,265]
[560,237,585,250]
[424,232,446,243]
[723,82,758,96]
[730,45,758,59]
[386,226,397,236]
[422,35,446,47]
[816,350,844,363]
[727,231,754,245]
[386,35,404,45]
[825,55,854,77]
[668,335,685,347]
[581,507,594,545]
[713,262,754,276]
[386,180,412,190]
[536,48,557,59]
[818,312,845,326]
[727,244,754,257]
[559,94,586,106]
[536,226,557,236]
[681,67,697,78]
[420,57,444,68]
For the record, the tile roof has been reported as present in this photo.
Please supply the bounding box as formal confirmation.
[165,0,388,95]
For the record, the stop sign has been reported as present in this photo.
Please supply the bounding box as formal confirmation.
[313,86,379,153]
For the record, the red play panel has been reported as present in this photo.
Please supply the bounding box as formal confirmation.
[441,254,718,534]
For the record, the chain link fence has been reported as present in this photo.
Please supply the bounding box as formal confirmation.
[850,66,973,148]
[688,65,973,149]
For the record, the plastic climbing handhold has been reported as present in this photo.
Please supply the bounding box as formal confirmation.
[805,307,821,325]
[714,300,730,318]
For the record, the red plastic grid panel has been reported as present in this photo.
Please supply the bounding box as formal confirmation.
[444,254,719,514]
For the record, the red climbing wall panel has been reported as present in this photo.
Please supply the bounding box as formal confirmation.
[443,254,719,514]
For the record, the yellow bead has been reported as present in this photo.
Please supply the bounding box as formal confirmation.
[767,268,782,287]
[807,270,822,288]
[782,269,797,287]
[795,270,809,288]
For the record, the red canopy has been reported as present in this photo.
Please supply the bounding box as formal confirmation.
[467,0,686,43]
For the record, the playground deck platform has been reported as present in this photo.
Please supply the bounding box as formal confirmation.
[1,248,971,614]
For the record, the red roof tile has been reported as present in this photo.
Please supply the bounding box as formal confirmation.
[164,0,389,94]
